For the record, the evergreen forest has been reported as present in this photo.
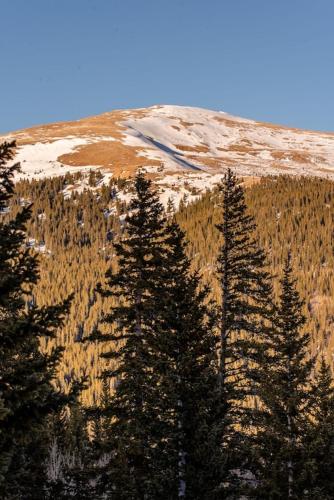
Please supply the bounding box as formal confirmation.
[1,140,334,499]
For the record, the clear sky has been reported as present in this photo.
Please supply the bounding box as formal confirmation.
[2,0,334,133]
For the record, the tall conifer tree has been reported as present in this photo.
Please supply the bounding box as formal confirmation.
[0,141,72,498]
[306,359,334,498]
[215,168,274,492]
[145,220,219,499]
[92,174,222,499]
[91,172,172,498]
[251,255,314,499]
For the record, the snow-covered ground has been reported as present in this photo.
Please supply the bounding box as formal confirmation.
[12,136,115,180]
[121,105,334,177]
[2,105,334,204]
[122,105,256,172]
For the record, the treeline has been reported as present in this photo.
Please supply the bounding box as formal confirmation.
[1,140,334,498]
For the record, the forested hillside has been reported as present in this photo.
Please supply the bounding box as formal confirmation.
[2,143,334,498]
[3,173,334,405]
[177,176,334,364]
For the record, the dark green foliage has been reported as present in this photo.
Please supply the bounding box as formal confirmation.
[88,379,113,499]
[144,220,219,499]
[92,172,172,498]
[305,359,334,499]
[0,142,71,498]
[251,256,314,499]
[45,400,94,499]
[215,168,274,493]
[93,378,113,447]
[91,174,221,499]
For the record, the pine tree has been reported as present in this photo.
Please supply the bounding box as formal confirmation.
[144,220,219,499]
[166,196,175,217]
[62,401,94,499]
[91,175,222,498]
[45,410,68,497]
[93,378,113,448]
[305,359,334,498]
[90,172,173,499]
[45,400,94,499]
[214,168,274,493]
[0,141,73,498]
[89,378,113,499]
[252,255,314,499]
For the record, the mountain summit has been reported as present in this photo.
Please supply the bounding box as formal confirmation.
[2,105,334,203]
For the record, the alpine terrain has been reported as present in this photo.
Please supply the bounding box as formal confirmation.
[2,104,334,205]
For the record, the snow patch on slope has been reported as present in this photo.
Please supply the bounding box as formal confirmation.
[120,105,334,177]
[121,105,246,170]
[14,137,115,180]
[156,172,223,207]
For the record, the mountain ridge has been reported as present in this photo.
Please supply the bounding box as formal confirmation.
[2,104,334,206]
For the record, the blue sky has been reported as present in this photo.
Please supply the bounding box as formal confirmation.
[1,0,334,132]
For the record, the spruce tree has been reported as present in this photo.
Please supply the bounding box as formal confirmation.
[45,400,94,499]
[145,220,219,499]
[62,401,93,499]
[92,174,221,499]
[92,378,113,450]
[91,172,173,499]
[88,379,113,499]
[305,358,334,498]
[0,141,72,498]
[252,255,314,499]
[215,168,274,493]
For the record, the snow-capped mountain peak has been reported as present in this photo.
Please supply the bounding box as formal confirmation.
[2,104,334,206]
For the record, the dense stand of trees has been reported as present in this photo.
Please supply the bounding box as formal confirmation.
[1,141,334,497]
[1,170,333,408]
[3,169,334,406]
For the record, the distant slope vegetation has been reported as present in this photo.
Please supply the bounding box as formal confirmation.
[176,176,334,361]
[4,174,334,404]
